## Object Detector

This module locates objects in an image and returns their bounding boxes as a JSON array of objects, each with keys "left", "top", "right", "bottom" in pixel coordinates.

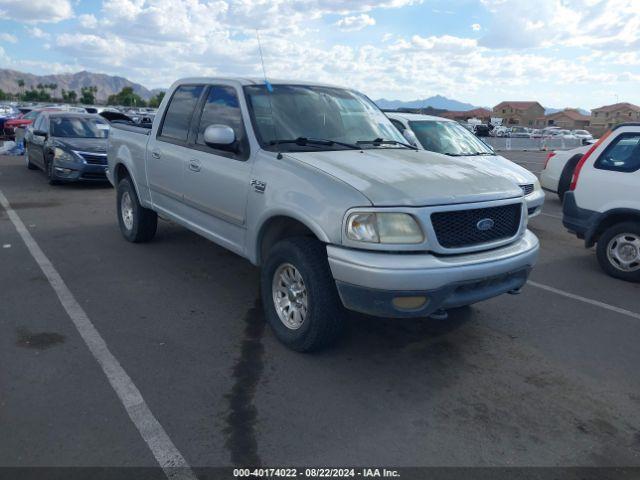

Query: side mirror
[
  {"left": 203, "top": 124, "right": 235, "bottom": 147},
  {"left": 402, "top": 129, "right": 419, "bottom": 147},
  {"left": 33, "top": 129, "right": 48, "bottom": 138}
]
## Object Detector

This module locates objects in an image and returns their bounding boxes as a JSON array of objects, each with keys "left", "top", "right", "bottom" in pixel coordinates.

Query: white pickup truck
[{"left": 107, "top": 78, "right": 539, "bottom": 351}]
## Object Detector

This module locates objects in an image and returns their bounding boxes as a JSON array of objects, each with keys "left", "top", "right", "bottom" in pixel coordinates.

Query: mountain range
[
  {"left": 374, "top": 95, "right": 479, "bottom": 111},
  {"left": 0, "top": 69, "right": 159, "bottom": 101},
  {"left": 0, "top": 68, "right": 592, "bottom": 114}
]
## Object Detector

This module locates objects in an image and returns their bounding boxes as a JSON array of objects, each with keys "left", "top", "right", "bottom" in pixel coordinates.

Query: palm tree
[{"left": 16, "top": 78, "right": 24, "bottom": 100}]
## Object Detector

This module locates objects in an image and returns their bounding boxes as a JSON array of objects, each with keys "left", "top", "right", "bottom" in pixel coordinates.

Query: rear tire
[
  {"left": 557, "top": 154, "right": 583, "bottom": 202},
  {"left": 117, "top": 177, "right": 157, "bottom": 243},
  {"left": 596, "top": 222, "right": 640, "bottom": 283},
  {"left": 25, "top": 144, "right": 37, "bottom": 170},
  {"left": 261, "top": 237, "right": 344, "bottom": 352}
]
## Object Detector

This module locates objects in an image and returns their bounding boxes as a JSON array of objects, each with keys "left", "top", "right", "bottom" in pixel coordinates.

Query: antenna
[{"left": 256, "top": 30, "right": 281, "bottom": 158}]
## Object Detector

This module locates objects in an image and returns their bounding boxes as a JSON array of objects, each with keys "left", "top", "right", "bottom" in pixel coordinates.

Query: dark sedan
[{"left": 24, "top": 112, "right": 110, "bottom": 184}]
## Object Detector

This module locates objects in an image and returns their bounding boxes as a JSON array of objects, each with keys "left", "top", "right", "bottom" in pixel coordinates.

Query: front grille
[
  {"left": 520, "top": 184, "right": 534, "bottom": 195},
  {"left": 81, "top": 172, "right": 107, "bottom": 180},
  {"left": 431, "top": 203, "right": 522, "bottom": 249},
  {"left": 77, "top": 152, "right": 107, "bottom": 165}
]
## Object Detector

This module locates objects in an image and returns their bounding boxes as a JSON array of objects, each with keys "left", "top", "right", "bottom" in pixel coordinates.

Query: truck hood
[
  {"left": 285, "top": 148, "right": 524, "bottom": 206},
  {"left": 458, "top": 154, "right": 537, "bottom": 185}
]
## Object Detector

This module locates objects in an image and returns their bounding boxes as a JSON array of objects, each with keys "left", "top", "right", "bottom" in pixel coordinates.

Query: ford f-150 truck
[{"left": 107, "top": 78, "right": 539, "bottom": 352}]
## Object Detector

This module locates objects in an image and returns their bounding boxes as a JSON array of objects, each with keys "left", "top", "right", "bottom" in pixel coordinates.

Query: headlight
[
  {"left": 54, "top": 147, "right": 77, "bottom": 163},
  {"left": 346, "top": 212, "right": 424, "bottom": 244}
]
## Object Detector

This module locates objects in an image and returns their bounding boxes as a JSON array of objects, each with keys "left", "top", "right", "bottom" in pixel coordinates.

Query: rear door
[
  {"left": 181, "top": 84, "right": 252, "bottom": 253},
  {"left": 577, "top": 128, "right": 640, "bottom": 211},
  {"left": 146, "top": 84, "right": 205, "bottom": 214}
]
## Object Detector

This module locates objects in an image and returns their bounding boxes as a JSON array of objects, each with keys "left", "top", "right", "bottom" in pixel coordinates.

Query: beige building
[
  {"left": 590, "top": 102, "right": 640, "bottom": 136},
  {"left": 493, "top": 101, "right": 545, "bottom": 127},
  {"left": 543, "top": 109, "right": 591, "bottom": 130}
]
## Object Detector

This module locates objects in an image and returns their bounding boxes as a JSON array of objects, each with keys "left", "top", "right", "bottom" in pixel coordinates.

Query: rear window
[
  {"left": 595, "top": 132, "right": 640, "bottom": 172},
  {"left": 159, "top": 85, "right": 204, "bottom": 141}
]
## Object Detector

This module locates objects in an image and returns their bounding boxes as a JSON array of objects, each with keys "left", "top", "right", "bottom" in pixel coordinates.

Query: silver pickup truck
[{"left": 107, "top": 78, "right": 539, "bottom": 351}]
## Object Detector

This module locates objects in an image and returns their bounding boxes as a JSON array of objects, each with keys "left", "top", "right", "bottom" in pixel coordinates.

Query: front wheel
[
  {"left": 261, "top": 237, "right": 344, "bottom": 352},
  {"left": 25, "top": 144, "right": 37, "bottom": 170},
  {"left": 596, "top": 222, "right": 640, "bottom": 283},
  {"left": 117, "top": 177, "right": 158, "bottom": 243},
  {"left": 46, "top": 158, "right": 59, "bottom": 185}
]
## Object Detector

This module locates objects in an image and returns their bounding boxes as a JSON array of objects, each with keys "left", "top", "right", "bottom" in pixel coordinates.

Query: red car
[{"left": 4, "top": 108, "right": 61, "bottom": 140}]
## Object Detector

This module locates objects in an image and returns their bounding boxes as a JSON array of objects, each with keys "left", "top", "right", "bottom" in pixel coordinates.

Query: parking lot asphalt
[{"left": 1, "top": 151, "right": 639, "bottom": 471}]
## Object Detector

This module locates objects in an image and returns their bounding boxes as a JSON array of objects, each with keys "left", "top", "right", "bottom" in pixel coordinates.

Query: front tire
[
  {"left": 117, "top": 177, "right": 157, "bottom": 243},
  {"left": 596, "top": 222, "right": 640, "bottom": 283},
  {"left": 261, "top": 237, "right": 344, "bottom": 352},
  {"left": 46, "top": 158, "right": 60, "bottom": 185}
]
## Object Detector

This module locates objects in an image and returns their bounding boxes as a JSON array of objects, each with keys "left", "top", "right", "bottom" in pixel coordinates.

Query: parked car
[
  {"left": 0, "top": 104, "right": 20, "bottom": 139},
  {"left": 572, "top": 129, "right": 594, "bottom": 142},
  {"left": 473, "top": 124, "right": 492, "bottom": 137},
  {"left": 563, "top": 123, "right": 640, "bottom": 282},
  {"left": 508, "top": 126, "right": 531, "bottom": 138},
  {"left": 107, "top": 78, "right": 539, "bottom": 351},
  {"left": 4, "top": 107, "right": 62, "bottom": 140},
  {"left": 24, "top": 112, "right": 110, "bottom": 184},
  {"left": 530, "top": 129, "right": 543, "bottom": 139},
  {"left": 493, "top": 125, "right": 508, "bottom": 137},
  {"left": 386, "top": 112, "right": 544, "bottom": 217},
  {"left": 540, "top": 144, "right": 590, "bottom": 201}
]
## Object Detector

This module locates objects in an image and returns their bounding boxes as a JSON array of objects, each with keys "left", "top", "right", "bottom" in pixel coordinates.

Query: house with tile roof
[
  {"left": 492, "top": 101, "right": 545, "bottom": 127},
  {"left": 590, "top": 102, "right": 640, "bottom": 135},
  {"left": 543, "top": 108, "right": 591, "bottom": 130}
]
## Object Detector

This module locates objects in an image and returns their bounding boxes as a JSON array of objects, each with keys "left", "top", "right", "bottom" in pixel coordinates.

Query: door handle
[
  {"left": 188, "top": 159, "right": 201, "bottom": 172},
  {"left": 151, "top": 151, "right": 161, "bottom": 159}
]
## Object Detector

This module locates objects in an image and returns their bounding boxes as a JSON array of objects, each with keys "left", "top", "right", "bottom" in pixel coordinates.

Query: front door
[
  {"left": 182, "top": 84, "right": 252, "bottom": 254},
  {"left": 29, "top": 115, "right": 48, "bottom": 168}
]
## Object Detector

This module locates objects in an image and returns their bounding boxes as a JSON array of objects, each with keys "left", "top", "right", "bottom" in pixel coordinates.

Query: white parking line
[
  {"left": 0, "top": 189, "right": 197, "bottom": 480},
  {"left": 540, "top": 212, "right": 562, "bottom": 219},
  {"left": 528, "top": 280, "right": 640, "bottom": 320}
]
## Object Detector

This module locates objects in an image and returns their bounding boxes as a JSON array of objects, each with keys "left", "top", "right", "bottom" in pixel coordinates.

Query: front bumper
[
  {"left": 525, "top": 188, "right": 545, "bottom": 217},
  {"left": 52, "top": 158, "right": 109, "bottom": 182},
  {"left": 327, "top": 230, "right": 539, "bottom": 318}
]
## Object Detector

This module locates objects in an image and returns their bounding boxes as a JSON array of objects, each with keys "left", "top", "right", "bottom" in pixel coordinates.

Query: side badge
[{"left": 251, "top": 179, "right": 266, "bottom": 193}]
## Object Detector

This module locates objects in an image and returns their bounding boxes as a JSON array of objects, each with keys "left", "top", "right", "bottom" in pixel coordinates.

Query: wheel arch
[
  {"left": 587, "top": 209, "right": 640, "bottom": 247},
  {"left": 254, "top": 214, "right": 329, "bottom": 266}
]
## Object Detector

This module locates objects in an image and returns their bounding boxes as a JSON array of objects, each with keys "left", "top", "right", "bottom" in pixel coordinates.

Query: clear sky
[{"left": 0, "top": 0, "right": 638, "bottom": 109}]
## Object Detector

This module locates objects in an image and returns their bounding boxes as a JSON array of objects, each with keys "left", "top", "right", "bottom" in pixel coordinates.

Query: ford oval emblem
[{"left": 476, "top": 218, "right": 495, "bottom": 231}]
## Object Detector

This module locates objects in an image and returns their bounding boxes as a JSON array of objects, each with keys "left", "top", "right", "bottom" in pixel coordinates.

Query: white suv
[
  {"left": 386, "top": 112, "right": 545, "bottom": 217},
  {"left": 563, "top": 123, "right": 640, "bottom": 282}
]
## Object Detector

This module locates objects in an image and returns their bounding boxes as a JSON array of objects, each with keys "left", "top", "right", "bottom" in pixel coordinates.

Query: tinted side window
[
  {"left": 595, "top": 133, "right": 640, "bottom": 173},
  {"left": 32, "top": 115, "right": 43, "bottom": 131},
  {"left": 196, "top": 86, "right": 244, "bottom": 145},
  {"left": 194, "top": 86, "right": 247, "bottom": 159},
  {"left": 159, "top": 85, "right": 204, "bottom": 141},
  {"left": 390, "top": 119, "right": 405, "bottom": 132}
]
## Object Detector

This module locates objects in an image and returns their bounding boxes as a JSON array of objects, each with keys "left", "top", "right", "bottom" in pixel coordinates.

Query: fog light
[{"left": 392, "top": 296, "right": 428, "bottom": 310}]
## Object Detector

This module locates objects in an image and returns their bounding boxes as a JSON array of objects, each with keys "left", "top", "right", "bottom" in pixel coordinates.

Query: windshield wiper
[
  {"left": 356, "top": 138, "right": 418, "bottom": 150},
  {"left": 443, "top": 152, "right": 493, "bottom": 157},
  {"left": 268, "top": 137, "right": 360, "bottom": 150}
]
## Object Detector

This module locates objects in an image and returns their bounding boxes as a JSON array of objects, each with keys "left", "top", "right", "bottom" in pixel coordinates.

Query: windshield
[
  {"left": 244, "top": 84, "right": 405, "bottom": 151},
  {"left": 408, "top": 120, "right": 493, "bottom": 156},
  {"left": 50, "top": 117, "right": 109, "bottom": 138}
]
